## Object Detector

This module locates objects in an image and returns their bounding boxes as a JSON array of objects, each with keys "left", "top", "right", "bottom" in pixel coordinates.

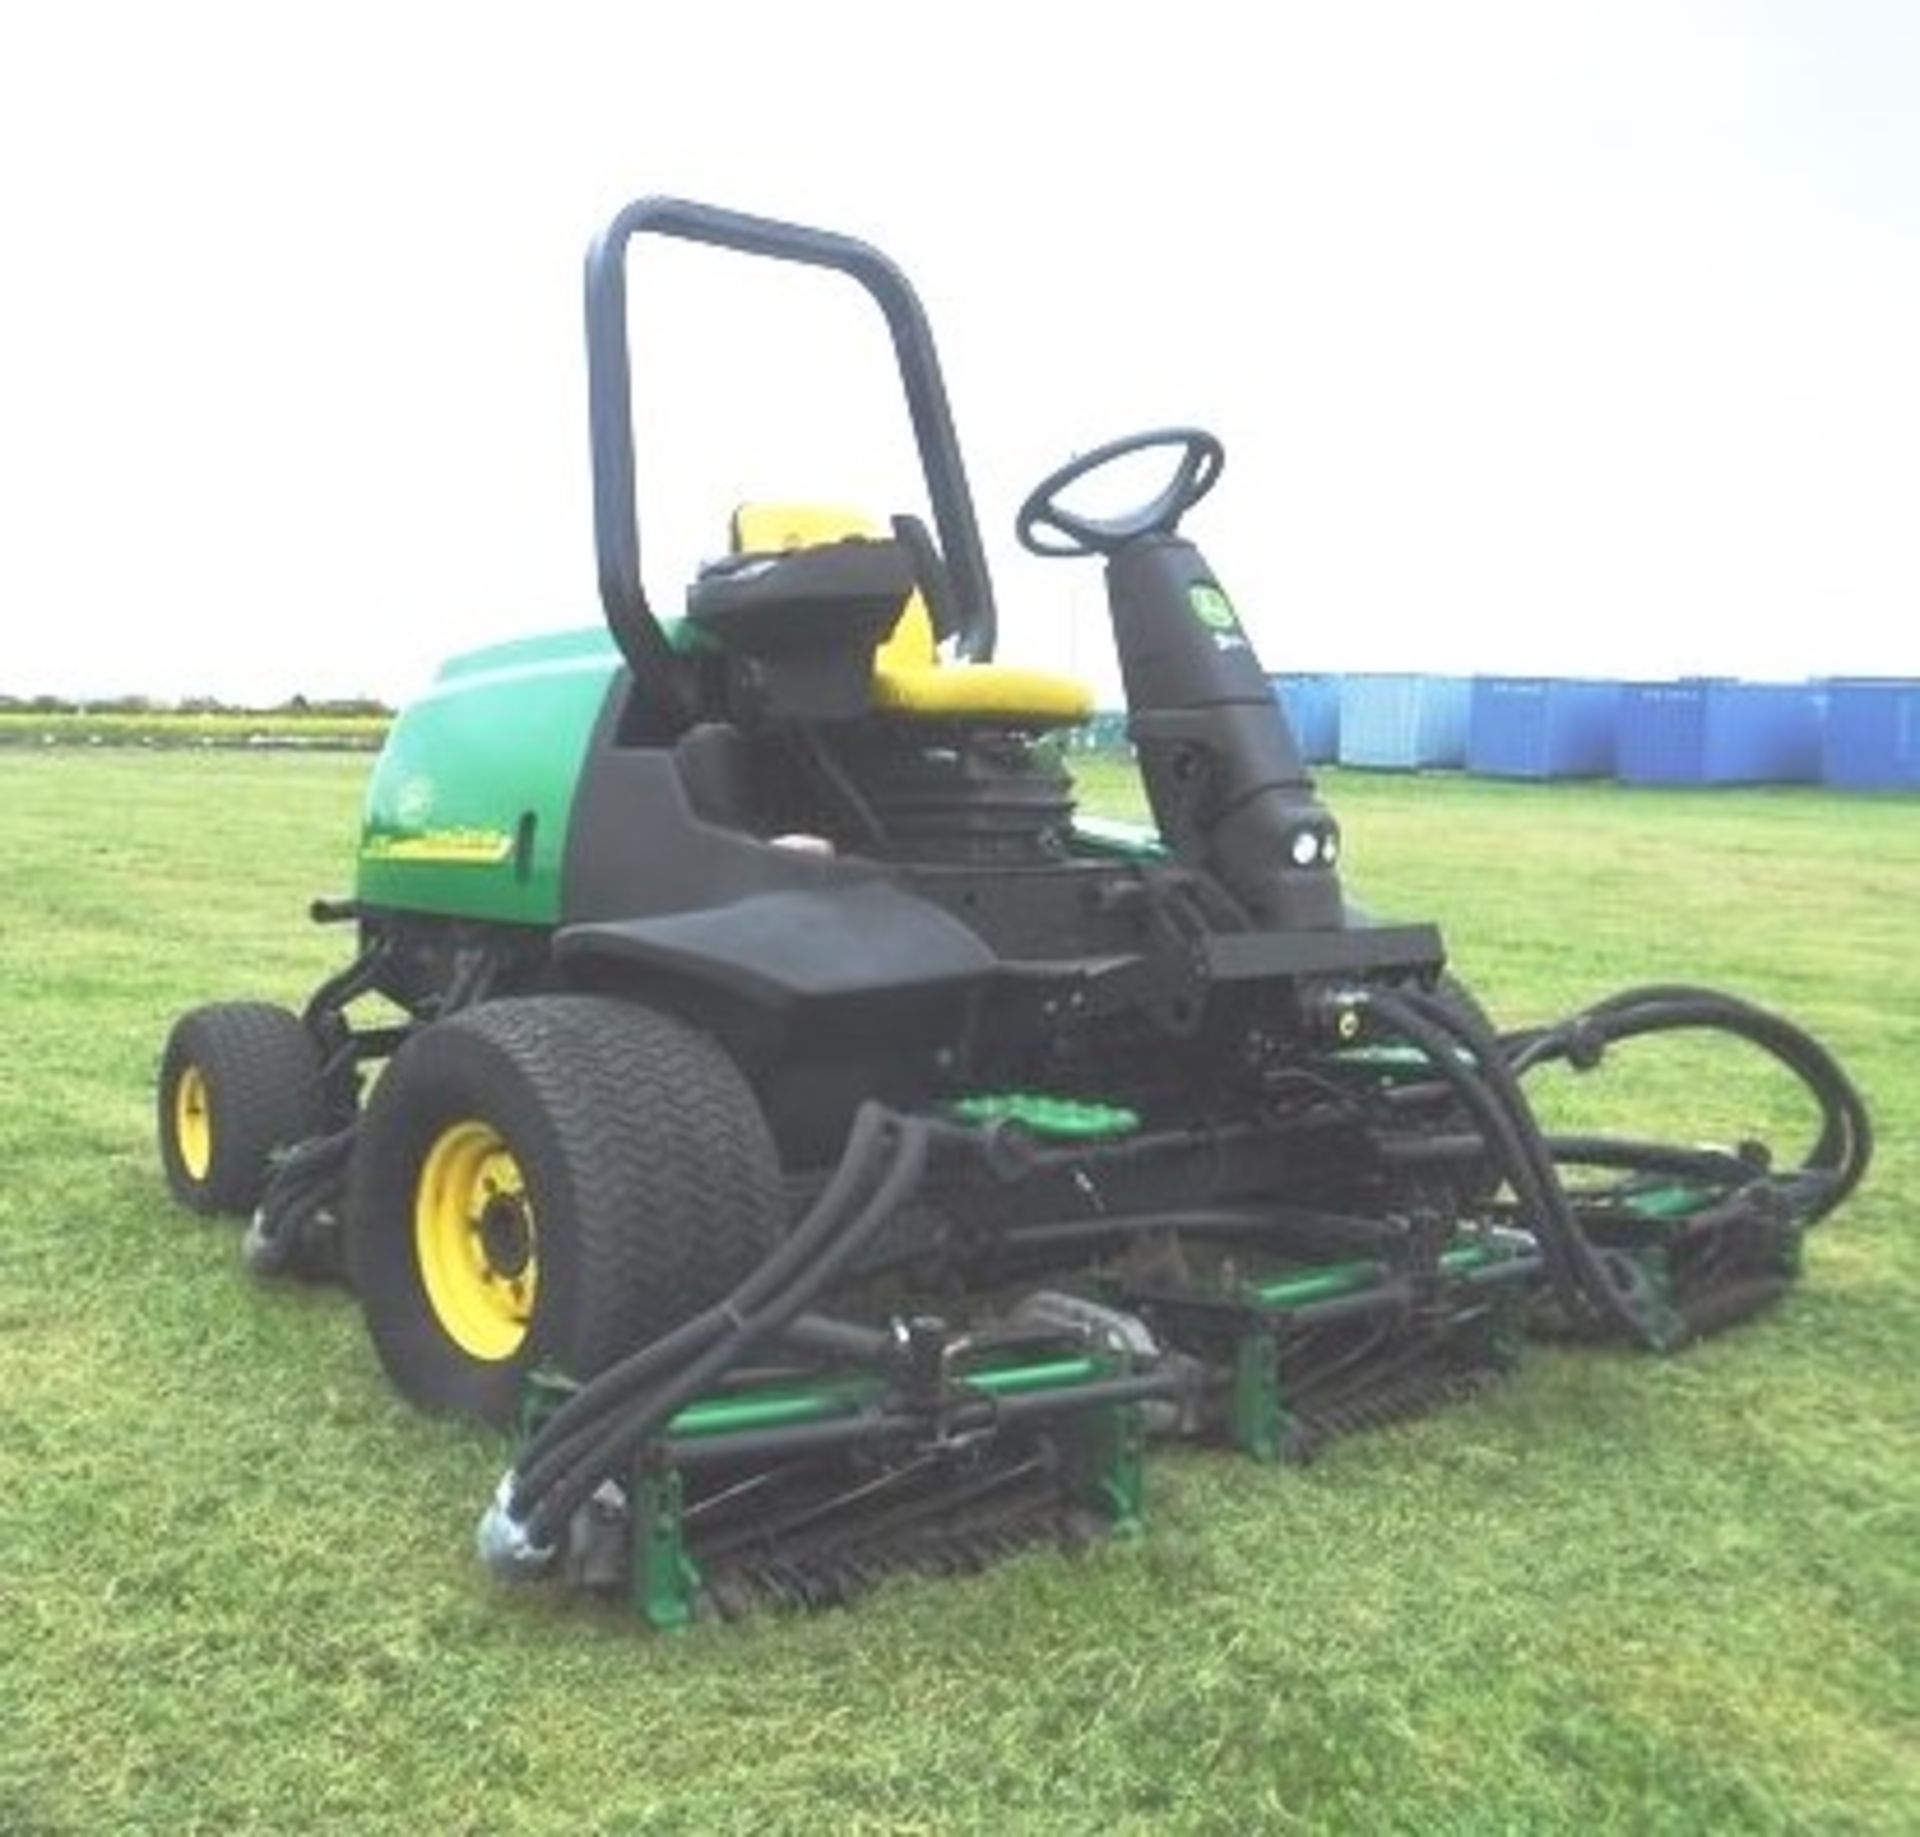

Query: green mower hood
[{"left": 357, "top": 628, "right": 621, "bottom": 924}]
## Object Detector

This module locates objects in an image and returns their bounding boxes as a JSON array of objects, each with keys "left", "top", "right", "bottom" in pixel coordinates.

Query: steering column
[{"left": 1017, "top": 429, "right": 1345, "bottom": 933}]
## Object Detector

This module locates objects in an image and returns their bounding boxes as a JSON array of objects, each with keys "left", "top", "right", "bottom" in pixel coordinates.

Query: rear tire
[
  {"left": 158, "top": 1002, "right": 328, "bottom": 1216},
  {"left": 347, "top": 995, "right": 783, "bottom": 1423}
]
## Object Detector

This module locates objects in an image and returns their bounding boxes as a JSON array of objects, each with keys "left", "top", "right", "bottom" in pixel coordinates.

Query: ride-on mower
[{"left": 158, "top": 197, "right": 1870, "bottom": 1626}]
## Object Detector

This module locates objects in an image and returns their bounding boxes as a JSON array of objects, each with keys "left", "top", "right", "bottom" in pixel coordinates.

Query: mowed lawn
[{"left": 3, "top": 749, "right": 1916, "bottom": 1835}]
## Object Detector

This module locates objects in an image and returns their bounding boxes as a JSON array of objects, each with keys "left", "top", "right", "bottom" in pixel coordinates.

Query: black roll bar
[{"left": 583, "top": 195, "right": 999, "bottom": 702}]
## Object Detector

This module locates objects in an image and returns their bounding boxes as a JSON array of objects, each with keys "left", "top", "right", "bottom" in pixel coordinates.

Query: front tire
[
  {"left": 347, "top": 995, "right": 783, "bottom": 1423},
  {"left": 158, "top": 1002, "right": 328, "bottom": 1215}
]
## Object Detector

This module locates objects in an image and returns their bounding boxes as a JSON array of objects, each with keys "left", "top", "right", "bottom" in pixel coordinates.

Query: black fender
[{"left": 554, "top": 881, "right": 996, "bottom": 1023}]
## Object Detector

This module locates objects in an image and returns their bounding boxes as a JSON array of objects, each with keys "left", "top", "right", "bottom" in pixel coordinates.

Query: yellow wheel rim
[
  {"left": 175, "top": 1065, "right": 213, "bottom": 1182},
  {"left": 414, "top": 1119, "right": 538, "bottom": 1362}
]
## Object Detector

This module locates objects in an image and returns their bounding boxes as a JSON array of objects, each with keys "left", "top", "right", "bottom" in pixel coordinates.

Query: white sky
[{"left": 1, "top": 1, "right": 1915, "bottom": 704}]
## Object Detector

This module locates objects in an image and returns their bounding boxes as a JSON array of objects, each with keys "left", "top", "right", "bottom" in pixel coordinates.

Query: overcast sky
[{"left": 2, "top": 1, "right": 1915, "bottom": 703}]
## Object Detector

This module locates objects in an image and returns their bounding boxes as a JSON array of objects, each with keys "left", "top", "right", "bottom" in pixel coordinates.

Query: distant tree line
[{"left": 0, "top": 692, "right": 394, "bottom": 717}]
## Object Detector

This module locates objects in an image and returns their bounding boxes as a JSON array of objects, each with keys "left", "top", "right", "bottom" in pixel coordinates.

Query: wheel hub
[
  {"left": 414, "top": 1119, "right": 539, "bottom": 1362},
  {"left": 174, "top": 1064, "right": 213, "bottom": 1181},
  {"left": 478, "top": 1192, "right": 533, "bottom": 1280}
]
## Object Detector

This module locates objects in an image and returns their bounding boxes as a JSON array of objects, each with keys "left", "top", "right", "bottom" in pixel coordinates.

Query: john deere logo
[
  {"left": 396, "top": 775, "right": 436, "bottom": 826},
  {"left": 1189, "top": 584, "right": 1238, "bottom": 632}
]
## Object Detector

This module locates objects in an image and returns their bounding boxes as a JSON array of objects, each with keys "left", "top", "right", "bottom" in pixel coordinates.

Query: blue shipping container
[
  {"left": 1271, "top": 673, "right": 1340, "bottom": 763},
  {"left": 1821, "top": 679, "right": 1920, "bottom": 788},
  {"left": 1617, "top": 681, "right": 1822, "bottom": 785},
  {"left": 1063, "top": 709, "right": 1131, "bottom": 754},
  {"left": 1468, "top": 677, "right": 1622, "bottom": 779},
  {"left": 1338, "top": 674, "right": 1471, "bottom": 770}
]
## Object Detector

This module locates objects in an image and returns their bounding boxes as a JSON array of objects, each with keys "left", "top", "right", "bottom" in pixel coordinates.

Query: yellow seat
[{"left": 730, "top": 503, "right": 1094, "bottom": 726}]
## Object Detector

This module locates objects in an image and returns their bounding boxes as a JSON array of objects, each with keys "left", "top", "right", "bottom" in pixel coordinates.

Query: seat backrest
[
  {"left": 727, "top": 501, "right": 1094, "bottom": 728},
  {"left": 729, "top": 503, "right": 936, "bottom": 671}
]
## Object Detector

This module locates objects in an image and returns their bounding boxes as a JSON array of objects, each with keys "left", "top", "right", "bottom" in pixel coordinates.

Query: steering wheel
[{"left": 1016, "top": 427, "right": 1225, "bottom": 559}]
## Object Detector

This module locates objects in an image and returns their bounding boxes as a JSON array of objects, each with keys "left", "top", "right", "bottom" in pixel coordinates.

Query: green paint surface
[
  {"left": 355, "top": 627, "right": 621, "bottom": 923},
  {"left": 1249, "top": 1241, "right": 1512, "bottom": 1309},
  {"left": 949, "top": 1092, "right": 1142, "bottom": 1141}
]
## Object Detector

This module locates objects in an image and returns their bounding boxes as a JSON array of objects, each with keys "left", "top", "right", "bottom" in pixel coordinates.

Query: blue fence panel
[
  {"left": 1618, "top": 681, "right": 1822, "bottom": 784},
  {"left": 1821, "top": 679, "right": 1920, "bottom": 789},
  {"left": 1338, "top": 674, "right": 1471, "bottom": 769},
  {"left": 1467, "top": 677, "right": 1622, "bottom": 779},
  {"left": 1271, "top": 673, "right": 1340, "bottom": 763}
]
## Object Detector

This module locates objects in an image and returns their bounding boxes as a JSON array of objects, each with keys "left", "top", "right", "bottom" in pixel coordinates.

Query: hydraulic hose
[
  {"left": 1363, "top": 975, "right": 1871, "bottom": 1349},
  {"left": 515, "top": 1103, "right": 897, "bottom": 1484},
  {"left": 1537, "top": 1136, "right": 1761, "bottom": 1185},
  {"left": 1508, "top": 984, "right": 1871, "bottom": 1217},
  {"left": 246, "top": 1127, "right": 357, "bottom": 1278},
  {"left": 1385, "top": 985, "right": 1867, "bottom": 1222},
  {"left": 508, "top": 1111, "right": 905, "bottom": 1518},
  {"left": 519, "top": 1118, "right": 928, "bottom": 1547},
  {"left": 512, "top": 1113, "right": 932, "bottom": 1549},
  {"left": 484, "top": 1106, "right": 914, "bottom": 1570},
  {"left": 1361, "top": 985, "right": 1668, "bottom": 1345}
]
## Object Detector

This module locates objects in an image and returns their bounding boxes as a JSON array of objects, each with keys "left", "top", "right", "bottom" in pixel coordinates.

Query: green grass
[
  {"left": 0, "top": 710, "right": 388, "bottom": 748},
  {"left": 4, "top": 751, "right": 1917, "bottom": 1834}
]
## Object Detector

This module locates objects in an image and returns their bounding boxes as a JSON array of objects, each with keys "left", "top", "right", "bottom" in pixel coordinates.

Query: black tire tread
[
  {"left": 349, "top": 995, "right": 783, "bottom": 1419},
  {"left": 488, "top": 995, "right": 781, "bottom": 1373},
  {"left": 158, "top": 1001, "right": 327, "bottom": 1216}
]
